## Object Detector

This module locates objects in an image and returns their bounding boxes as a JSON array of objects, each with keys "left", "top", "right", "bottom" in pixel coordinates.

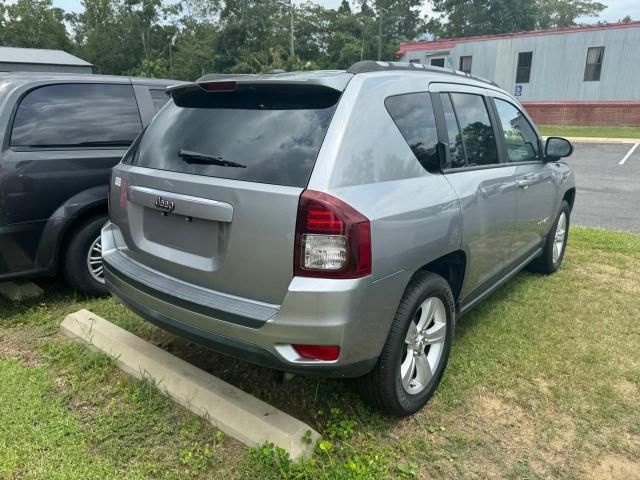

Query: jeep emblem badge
[{"left": 154, "top": 196, "right": 175, "bottom": 213}]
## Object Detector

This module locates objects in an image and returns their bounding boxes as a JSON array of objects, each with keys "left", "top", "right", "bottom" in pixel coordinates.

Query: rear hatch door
[{"left": 109, "top": 77, "right": 347, "bottom": 305}]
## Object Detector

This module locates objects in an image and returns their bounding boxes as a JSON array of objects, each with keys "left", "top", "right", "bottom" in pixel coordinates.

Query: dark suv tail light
[{"left": 294, "top": 190, "right": 371, "bottom": 279}]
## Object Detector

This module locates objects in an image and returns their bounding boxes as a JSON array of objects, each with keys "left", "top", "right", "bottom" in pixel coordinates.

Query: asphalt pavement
[{"left": 565, "top": 142, "right": 640, "bottom": 233}]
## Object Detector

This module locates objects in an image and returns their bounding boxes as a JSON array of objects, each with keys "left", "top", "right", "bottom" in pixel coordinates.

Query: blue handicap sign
[{"left": 514, "top": 85, "right": 523, "bottom": 97}]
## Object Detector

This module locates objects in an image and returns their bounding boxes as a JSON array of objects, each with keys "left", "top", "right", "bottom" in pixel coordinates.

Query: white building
[
  {"left": 397, "top": 21, "right": 640, "bottom": 125},
  {"left": 0, "top": 47, "right": 93, "bottom": 74}
]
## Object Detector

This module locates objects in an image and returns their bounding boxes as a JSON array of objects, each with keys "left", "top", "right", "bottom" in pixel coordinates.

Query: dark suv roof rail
[{"left": 346, "top": 60, "right": 500, "bottom": 87}]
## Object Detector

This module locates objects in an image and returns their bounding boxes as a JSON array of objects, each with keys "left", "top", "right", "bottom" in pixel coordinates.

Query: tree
[
  {"left": 0, "top": 0, "right": 434, "bottom": 78},
  {"left": 69, "top": 0, "right": 126, "bottom": 74},
  {"left": 431, "top": 0, "right": 606, "bottom": 37},
  {"left": 70, "top": 0, "right": 173, "bottom": 75},
  {"left": 357, "top": 0, "right": 426, "bottom": 61},
  {"left": 536, "top": 0, "right": 606, "bottom": 29},
  {"left": 0, "top": 0, "right": 70, "bottom": 50}
]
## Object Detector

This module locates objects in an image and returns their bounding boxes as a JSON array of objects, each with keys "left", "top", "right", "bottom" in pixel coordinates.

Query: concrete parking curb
[
  {"left": 60, "top": 309, "right": 320, "bottom": 460},
  {"left": 546, "top": 136, "right": 640, "bottom": 144},
  {"left": 0, "top": 281, "right": 44, "bottom": 301}
]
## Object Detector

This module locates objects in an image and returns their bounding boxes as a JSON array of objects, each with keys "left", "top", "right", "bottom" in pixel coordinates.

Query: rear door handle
[{"left": 517, "top": 179, "right": 534, "bottom": 189}]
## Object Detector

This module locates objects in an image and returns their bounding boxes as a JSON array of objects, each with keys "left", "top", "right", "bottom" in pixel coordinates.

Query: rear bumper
[
  {"left": 106, "top": 271, "right": 377, "bottom": 377},
  {"left": 102, "top": 222, "right": 408, "bottom": 378}
]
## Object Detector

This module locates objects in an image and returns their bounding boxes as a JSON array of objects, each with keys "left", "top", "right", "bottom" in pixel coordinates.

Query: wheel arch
[
  {"left": 34, "top": 186, "right": 109, "bottom": 273},
  {"left": 57, "top": 204, "right": 108, "bottom": 265},
  {"left": 563, "top": 187, "right": 576, "bottom": 212},
  {"left": 413, "top": 250, "right": 467, "bottom": 305}
]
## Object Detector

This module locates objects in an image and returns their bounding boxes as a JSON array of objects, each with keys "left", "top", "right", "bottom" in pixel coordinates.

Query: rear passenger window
[
  {"left": 449, "top": 93, "right": 499, "bottom": 167},
  {"left": 385, "top": 93, "right": 439, "bottom": 173},
  {"left": 11, "top": 84, "right": 142, "bottom": 148},
  {"left": 440, "top": 94, "right": 466, "bottom": 169},
  {"left": 150, "top": 89, "right": 169, "bottom": 112},
  {"left": 493, "top": 98, "right": 539, "bottom": 162}
]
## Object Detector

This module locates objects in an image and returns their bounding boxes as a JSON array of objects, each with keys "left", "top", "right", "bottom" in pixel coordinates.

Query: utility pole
[
  {"left": 377, "top": 4, "right": 383, "bottom": 61},
  {"left": 289, "top": 0, "right": 295, "bottom": 59},
  {"left": 276, "top": 0, "right": 295, "bottom": 59}
]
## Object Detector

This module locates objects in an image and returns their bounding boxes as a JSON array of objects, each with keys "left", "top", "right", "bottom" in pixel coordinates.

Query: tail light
[{"left": 294, "top": 190, "right": 371, "bottom": 278}]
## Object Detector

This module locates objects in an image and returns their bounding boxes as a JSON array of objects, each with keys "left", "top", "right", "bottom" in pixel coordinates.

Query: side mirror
[{"left": 544, "top": 137, "right": 573, "bottom": 161}]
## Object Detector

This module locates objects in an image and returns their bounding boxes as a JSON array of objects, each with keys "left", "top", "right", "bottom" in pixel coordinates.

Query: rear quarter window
[
  {"left": 131, "top": 86, "right": 339, "bottom": 188},
  {"left": 11, "top": 83, "right": 142, "bottom": 148},
  {"left": 385, "top": 93, "right": 440, "bottom": 173}
]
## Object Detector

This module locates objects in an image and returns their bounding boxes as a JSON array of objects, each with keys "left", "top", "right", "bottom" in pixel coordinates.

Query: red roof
[{"left": 397, "top": 20, "right": 640, "bottom": 56}]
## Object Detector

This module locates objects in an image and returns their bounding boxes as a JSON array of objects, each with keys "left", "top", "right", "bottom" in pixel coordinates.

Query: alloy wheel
[
  {"left": 401, "top": 297, "right": 447, "bottom": 395},
  {"left": 553, "top": 212, "right": 567, "bottom": 264},
  {"left": 86, "top": 235, "right": 105, "bottom": 284}
]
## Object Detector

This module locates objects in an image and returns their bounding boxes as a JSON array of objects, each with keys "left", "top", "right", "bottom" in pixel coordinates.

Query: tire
[
  {"left": 527, "top": 200, "right": 570, "bottom": 275},
  {"left": 357, "top": 271, "right": 455, "bottom": 416},
  {"left": 62, "top": 215, "right": 108, "bottom": 297}
]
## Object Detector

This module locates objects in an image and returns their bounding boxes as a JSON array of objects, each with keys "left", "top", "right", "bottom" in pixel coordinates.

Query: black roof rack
[{"left": 346, "top": 60, "right": 500, "bottom": 87}]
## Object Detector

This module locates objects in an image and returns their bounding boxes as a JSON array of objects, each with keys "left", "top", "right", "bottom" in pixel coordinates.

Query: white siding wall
[{"left": 399, "top": 26, "right": 640, "bottom": 102}]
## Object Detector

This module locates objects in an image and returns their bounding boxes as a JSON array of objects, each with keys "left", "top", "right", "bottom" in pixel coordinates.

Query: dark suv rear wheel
[
  {"left": 358, "top": 271, "right": 455, "bottom": 416},
  {"left": 63, "top": 215, "right": 108, "bottom": 296}
]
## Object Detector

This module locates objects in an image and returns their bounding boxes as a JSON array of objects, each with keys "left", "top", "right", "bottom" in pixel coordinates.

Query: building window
[
  {"left": 430, "top": 58, "right": 445, "bottom": 67},
  {"left": 584, "top": 46, "right": 604, "bottom": 81},
  {"left": 459, "top": 56, "right": 472, "bottom": 74},
  {"left": 516, "top": 52, "right": 533, "bottom": 83}
]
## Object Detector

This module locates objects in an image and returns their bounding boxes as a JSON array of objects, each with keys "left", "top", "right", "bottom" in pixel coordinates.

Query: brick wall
[{"left": 522, "top": 102, "right": 640, "bottom": 127}]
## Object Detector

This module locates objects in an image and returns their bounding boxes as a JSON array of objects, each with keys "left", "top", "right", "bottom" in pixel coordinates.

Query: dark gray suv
[
  {"left": 103, "top": 61, "right": 575, "bottom": 415},
  {"left": 0, "top": 73, "right": 181, "bottom": 295}
]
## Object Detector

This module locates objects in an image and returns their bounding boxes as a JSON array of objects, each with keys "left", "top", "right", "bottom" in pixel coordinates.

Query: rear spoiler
[{"left": 166, "top": 71, "right": 353, "bottom": 97}]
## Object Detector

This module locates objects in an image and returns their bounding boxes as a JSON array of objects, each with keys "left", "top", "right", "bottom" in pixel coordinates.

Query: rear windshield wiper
[{"left": 178, "top": 149, "right": 247, "bottom": 168}]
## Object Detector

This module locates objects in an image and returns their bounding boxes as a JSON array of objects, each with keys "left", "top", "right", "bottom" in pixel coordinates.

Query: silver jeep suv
[{"left": 103, "top": 61, "right": 575, "bottom": 416}]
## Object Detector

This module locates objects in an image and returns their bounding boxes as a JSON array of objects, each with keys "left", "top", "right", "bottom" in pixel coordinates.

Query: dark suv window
[
  {"left": 385, "top": 93, "right": 439, "bottom": 173},
  {"left": 11, "top": 83, "right": 142, "bottom": 148},
  {"left": 132, "top": 85, "right": 339, "bottom": 188},
  {"left": 449, "top": 93, "right": 499, "bottom": 167},
  {"left": 150, "top": 89, "right": 169, "bottom": 112}
]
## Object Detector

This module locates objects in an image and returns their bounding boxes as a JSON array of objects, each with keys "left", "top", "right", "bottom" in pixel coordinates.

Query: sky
[{"left": 51, "top": 0, "right": 640, "bottom": 24}]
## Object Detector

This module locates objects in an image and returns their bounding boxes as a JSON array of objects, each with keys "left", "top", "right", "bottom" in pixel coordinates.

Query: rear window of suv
[{"left": 131, "top": 84, "right": 340, "bottom": 188}]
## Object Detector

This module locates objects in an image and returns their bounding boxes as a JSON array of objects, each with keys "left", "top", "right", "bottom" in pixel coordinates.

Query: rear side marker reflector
[{"left": 293, "top": 344, "right": 340, "bottom": 361}]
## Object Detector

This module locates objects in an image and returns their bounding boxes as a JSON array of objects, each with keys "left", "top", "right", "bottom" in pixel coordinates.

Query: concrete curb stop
[
  {"left": 0, "top": 281, "right": 44, "bottom": 301},
  {"left": 543, "top": 136, "right": 640, "bottom": 145},
  {"left": 60, "top": 309, "right": 320, "bottom": 460}
]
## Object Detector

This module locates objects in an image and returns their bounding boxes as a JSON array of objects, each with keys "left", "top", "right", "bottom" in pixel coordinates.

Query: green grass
[
  {"left": 1, "top": 226, "right": 640, "bottom": 478},
  {"left": 538, "top": 124, "right": 640, "bottom": 139}
]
